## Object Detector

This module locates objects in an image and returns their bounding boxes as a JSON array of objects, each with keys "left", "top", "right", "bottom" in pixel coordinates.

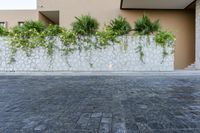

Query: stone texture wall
[
  {"left": 196, "top": 0, "right": 200, "bottom": 69},
  {"left": 0, "top": 36, "right": 174, "bottom": 72}
]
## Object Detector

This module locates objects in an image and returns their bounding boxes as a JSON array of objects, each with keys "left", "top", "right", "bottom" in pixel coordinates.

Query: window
[
  {"left": 18, "top": 22, "right": 24, "bottom": 26},
  {"left": 0, "top": 22, "right": 7, "bottom": 28}
]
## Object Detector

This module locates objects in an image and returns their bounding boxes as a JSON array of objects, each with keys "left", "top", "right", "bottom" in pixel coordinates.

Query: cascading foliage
[
  {"left": 1, "top": 14, "right": 175, "bottom": 64},
  {"left": 0, "top": 26, "right": 8, "bottom": 36}
]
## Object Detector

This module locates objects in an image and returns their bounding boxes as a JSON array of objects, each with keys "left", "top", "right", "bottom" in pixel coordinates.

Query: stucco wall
[
  {"left": 0, "top": 37, "right": 174, "bottom": 72},
  {"left": 37, "top": 0, "right": 195, "bottom": 69},
  {"left": 0, "top": 10, "right": 38, "bottom": 27}
]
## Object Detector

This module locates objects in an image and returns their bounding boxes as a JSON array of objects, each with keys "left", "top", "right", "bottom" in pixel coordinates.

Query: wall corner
[{"left": 196, "top": 0, "right": 200, "bottom": 69}]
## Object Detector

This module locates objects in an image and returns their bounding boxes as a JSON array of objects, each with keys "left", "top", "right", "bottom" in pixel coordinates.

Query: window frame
[
  {"left": 18, "top": 21, "right": 25, "bottom": 26},
  {"left": 0, "top": 22, "right": 7, "bottom": 28}
]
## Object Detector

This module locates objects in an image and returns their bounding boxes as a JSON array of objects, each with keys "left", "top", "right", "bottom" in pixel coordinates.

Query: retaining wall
[{"left": 0, "top": 36, "right": 174, "bottom": 72}]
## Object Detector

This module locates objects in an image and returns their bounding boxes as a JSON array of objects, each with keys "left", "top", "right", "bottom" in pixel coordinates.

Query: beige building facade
[{"left": 0, "top": 0, "right": 197, "bottom": 69}]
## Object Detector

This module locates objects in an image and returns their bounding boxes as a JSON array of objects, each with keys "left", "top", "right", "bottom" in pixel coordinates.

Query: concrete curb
[{"left": 0, "top": 70, "right": 200, "bottom": 76}]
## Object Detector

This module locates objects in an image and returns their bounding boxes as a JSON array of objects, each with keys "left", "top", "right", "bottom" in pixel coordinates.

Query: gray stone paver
[
  {"left": 99, "top": 118, "right": 112, "bottom": 133},
  {"left": 0, "top": 76, "right": 200, "bottom": 133}
]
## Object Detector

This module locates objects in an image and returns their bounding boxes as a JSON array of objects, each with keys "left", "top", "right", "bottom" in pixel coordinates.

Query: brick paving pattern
[{"left": 0, "top": 76, "right": 200, "bottom": 133}]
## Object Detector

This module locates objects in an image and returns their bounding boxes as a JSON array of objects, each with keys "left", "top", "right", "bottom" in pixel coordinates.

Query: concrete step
[{"left": 185, "top": 63, "right": 196, "bottom": 70}]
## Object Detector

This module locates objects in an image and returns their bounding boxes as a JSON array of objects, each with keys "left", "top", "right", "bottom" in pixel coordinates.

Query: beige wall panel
[
  {"left": 0, "top": 10, "right": 38, "bottom": 28},
  {"left": 38, "top": 0, "right": 121, "bottom": 27}
]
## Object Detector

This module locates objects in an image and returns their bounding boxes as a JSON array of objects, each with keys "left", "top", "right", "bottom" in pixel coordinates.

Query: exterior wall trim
[{"left": 120, "top": 0, "right": 196, "bottom": 10}]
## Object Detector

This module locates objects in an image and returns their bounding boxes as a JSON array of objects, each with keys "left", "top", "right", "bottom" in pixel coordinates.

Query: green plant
[
  {"left": 8, "top": 21, "right": 49, "bottom": 62},
  {"left": 59, "top": 28, "right": 77, "bottom": 46},
  {"left": 20, "top": 21, "right": 46, "bottom": 33},
  {"left": 134, "top": 14, "right": 160, "bottom": 35},
  {"left": 135, "top": 45, "right": 144, "bottom": 63},
  {"left": 58, "top": 28, "right": 78, "bottom": 66},
  {"left": 96, "top": 16, "right": 131, "bottom": 49},
  {"left": 71, "top": 15, "right": 99, "bottom": 35},
  {"left": 155, "top": 31, "right": 175, "bottom": 47},
  {"left": 9, "top": 26, "right": 45, "bottom": 52},
  {"left": 155, "top": 31, "right": 175, "bottom": 61},
  {"left": 59, "top": 28, "right": 78, "bottom": 56},
  {"left": 0, "top": 26, "right": 8, "bottom": 36},
  {"left": 134, "top": 14, "right": 160, "bottom": 61},
  {"left": 135, "top": 36, "right": 145, "bottom": 62},
  {"left": 43, "top": 24, "right": 63, "bottom": 56},
  {"left": 106, "top": 16, "right": 131, "bottom": 36},
  {"left": 9, "top": 21, "right": 46, "bottom": 53},
  {"left": 45, "top": 24, "right": 62, "bottom": 36},
  {"left": 97, "top": 29, "right": 119, "bottom": 49},
  {"left": 5, "top": 15, "right": 176, "bottom": 66},
  {"left": 97, "top": 16, "right": 131, "bottom": 51},
  {"left": 8, "top": 28, "right": 42, "bottom": 63}
]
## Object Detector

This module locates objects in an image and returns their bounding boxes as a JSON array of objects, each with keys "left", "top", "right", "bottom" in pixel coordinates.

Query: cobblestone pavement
[{"left": 0, "top": 76, "right": 200, "bottom": 133}]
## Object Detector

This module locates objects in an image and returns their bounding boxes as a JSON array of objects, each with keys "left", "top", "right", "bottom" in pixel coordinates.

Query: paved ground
[{"left": 0, "top": 75, "right": 200, "bottom": 133}]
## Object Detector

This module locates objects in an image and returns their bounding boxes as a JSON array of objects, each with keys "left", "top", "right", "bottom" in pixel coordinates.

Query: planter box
[{"left": 0, "top": 36, "right": 174, "bottom": 72}]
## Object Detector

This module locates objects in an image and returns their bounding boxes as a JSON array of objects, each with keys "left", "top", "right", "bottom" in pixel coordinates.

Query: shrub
[
  {"left": 44, "top": 24, "right": 62, "bottom": 36},
  {"left": 155, "top": 31, "right": 175, "bottom": 60},
  {"left": 97, "top": 29, "right": 119, "bottom": 48},
  {"left": 97, "top": 16, "right": 131, "bottom": 48},
  {"left": 10, "top": 21, "right": 46, "bottom": 40},
  {"left": 5, "top": 16, "right": 175, "bottom": 65},
  {"left": 71, "top": 15, "right": 99, "bottom": 35},
  {"left": 155, "top": 31, "right": 175, "bottom": 47},
  {"left": 59, "top": 28, "right": 77, "bottom": 46},
  {"left": 20, "top": 21, "right": 46, "bottom": 33},
  {"left": 106, "top": 16, "right": 131, "bottom": 36},
  {"left": 134, "top": 14, "right": 160, "bottom": 35},
  {"left": 0, "top": 26, "right": 8, "bottom": 36},
  {"left": 58, "top": 28, "right": 78, "bottom": 59},
  {"left": 8, "top": 21, "right": 47, "bottom": 59},
  {"left": 9, "top": 21, "right": 46, "bottom": 44}
]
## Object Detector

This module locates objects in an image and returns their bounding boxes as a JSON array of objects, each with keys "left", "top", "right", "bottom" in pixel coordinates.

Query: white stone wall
[
  {"left": 196, "top": 0, "right": 200, "bottom": 69},
  {"left": 0, "top": 36, "right": 174, "bottom": 72}
]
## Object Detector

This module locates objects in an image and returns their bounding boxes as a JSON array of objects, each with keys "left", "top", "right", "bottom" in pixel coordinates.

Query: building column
[{"left": 196, "top": 0, "right": 200, "bottom": 69}]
